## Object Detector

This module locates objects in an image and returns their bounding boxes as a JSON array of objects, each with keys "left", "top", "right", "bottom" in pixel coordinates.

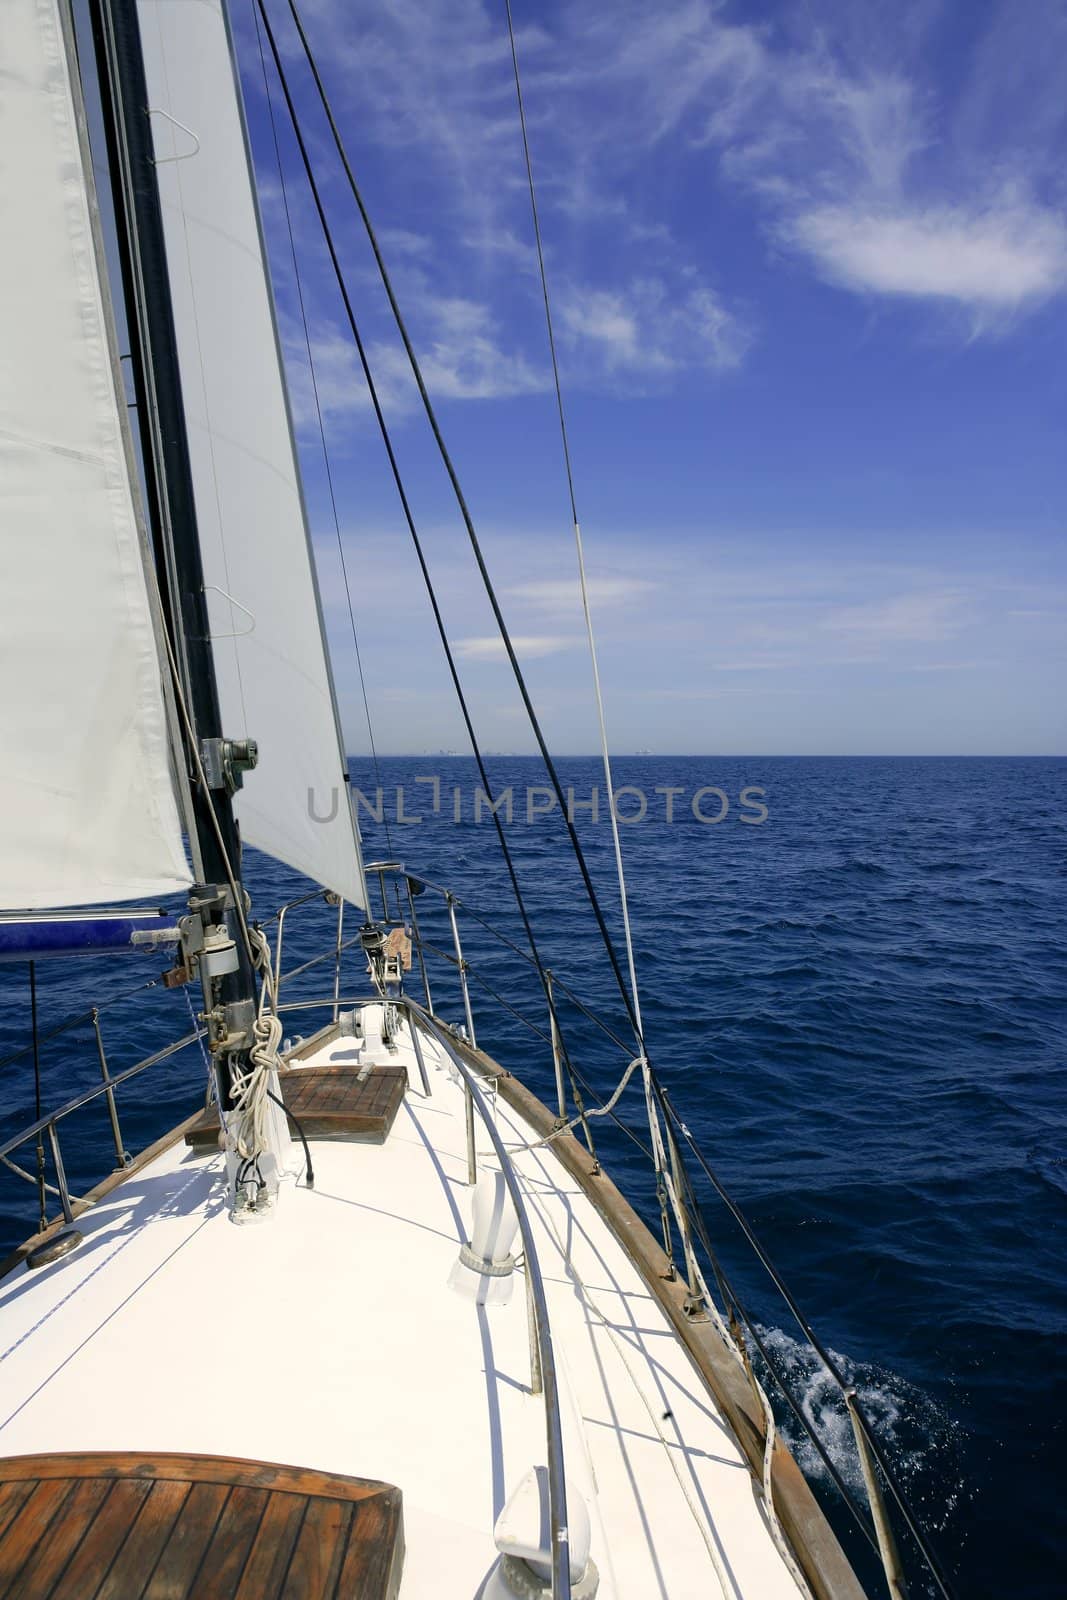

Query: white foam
[{"left": 754, "top": 1325, "right": 968, "bottom": 1533}]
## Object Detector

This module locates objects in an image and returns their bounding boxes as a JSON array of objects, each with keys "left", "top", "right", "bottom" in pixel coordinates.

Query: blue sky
[{"left": 235, "top": 0, "right": 1065, "bottom": 755}]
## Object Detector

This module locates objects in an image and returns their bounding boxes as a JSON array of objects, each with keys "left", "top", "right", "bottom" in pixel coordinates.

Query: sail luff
[
  {"left": 0, "top": 0, "right": 191, "bottom": 910},
  {"left": 217, "top": 0, "right": 367, "bottom": 913},
  {"left": 69, "top": 0, "right": 203, "bottom": 884},
  {"left": 88, "top": 0, "right": 248, "bottom": 901},
  {"left": 136, "top": 0, "right": 369, "bottom": 911}
]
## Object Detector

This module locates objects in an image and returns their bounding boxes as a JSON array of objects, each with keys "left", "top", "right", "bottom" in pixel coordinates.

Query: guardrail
[
  {"left": 360, "top": 863, "right": 955, "bottom": 1600},
  {"left": 0, "top": 1024, "right": 202, "bottom": 1232},
  {"left": 0, "top": 899, "right": 573, "bottom": 1597},
  {"left": 0, "top": 870, "right": 956, "bottom": 1600}
]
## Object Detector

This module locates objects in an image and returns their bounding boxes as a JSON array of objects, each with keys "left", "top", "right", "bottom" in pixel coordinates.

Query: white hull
[{"left": 0, "top": 1004, "right": 857, "bottom": 1598}]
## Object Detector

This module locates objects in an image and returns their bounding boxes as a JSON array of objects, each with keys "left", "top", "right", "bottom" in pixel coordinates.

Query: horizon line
[{"left": 342, "top": 751, "right": 1066, "bottom": 760}]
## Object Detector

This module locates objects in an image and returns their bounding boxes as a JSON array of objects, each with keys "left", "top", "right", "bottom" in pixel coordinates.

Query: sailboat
[{"left": 0, "top": 3, "right": 955, "bottom": 1597}]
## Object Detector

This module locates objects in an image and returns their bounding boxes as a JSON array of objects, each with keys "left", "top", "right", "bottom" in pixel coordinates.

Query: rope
[
  {"left": 224, "top": 924, "right": 285, "bottom": 1204},
  {"left": 249, "top": 0, "right": 392, "bottom": 854},
  {"left": 505, "top": 1053, "right": 645, "bottom": 1153},
  {"left": 1, "top": 1154, "right": 86, "bottom": 1210}
]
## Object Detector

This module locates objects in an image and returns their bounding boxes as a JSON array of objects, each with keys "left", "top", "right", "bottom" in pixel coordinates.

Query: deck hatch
[
  {"left": 184, "top": 1065, "right": 408, "bottom": 1148},
  {"left": 0, "top": 1451, "right": 403, "bottom": 1599}
]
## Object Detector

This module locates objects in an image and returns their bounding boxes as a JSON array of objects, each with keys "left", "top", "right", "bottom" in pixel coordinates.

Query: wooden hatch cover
[
  {"left": 0, "top": 1452, "right": 403, "bottom": 1599},
  {"left": 184, "top": 1065, "right": 408, "bottom": 1149}
]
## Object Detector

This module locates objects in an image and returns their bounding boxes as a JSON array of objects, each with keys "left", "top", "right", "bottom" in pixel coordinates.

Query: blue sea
[{"left": 1, "top": 755, "right": 1063, "bottom": 1598}]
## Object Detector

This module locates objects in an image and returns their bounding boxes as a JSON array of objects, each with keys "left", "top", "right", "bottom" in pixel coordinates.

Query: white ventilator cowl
[
  {"left": 494, "top": 1467, "right": 593, "bottom": 1586},
  {"left": 449, "top": 1168, "right": 521, "bottom": 1305}
]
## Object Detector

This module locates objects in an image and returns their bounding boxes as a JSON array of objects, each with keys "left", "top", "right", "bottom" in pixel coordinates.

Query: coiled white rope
[{"left": 226, "top": 925, "right": 283, "bottom": 1195}]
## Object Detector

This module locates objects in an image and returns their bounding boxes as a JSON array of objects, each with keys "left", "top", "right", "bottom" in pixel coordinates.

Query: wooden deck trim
[
  {"left": 0, "top": 1109, "right": 205, "bottom": 1285},
  {"left": 1, "top": 1010, "right": 869, "bottom": 1600},
  {"left": 0, "top": 1452, "right": 395, "bottom": 1503},
  {"left": 0, "top": 1033, "right": 336, "bottom": 1284}
]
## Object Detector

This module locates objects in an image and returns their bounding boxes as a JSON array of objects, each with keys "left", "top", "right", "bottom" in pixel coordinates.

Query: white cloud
[
  {"left": 457, "top": 634, "right": 575, "bottom": 660},
  {"left": 508, "top": 576, "right": 655, "bottom": 610},
  {"left": 560, "top": 277, "right": 750, "bottom": 377},
  {"left": 376, "top": 227, "right": 434, "bottom": 258},
  {"left": 249, "top": 0, "right": 754, "bottom": 395},
  {"left": 282, "top": 292, "right": 546, "bottom": 431},
  {"left": 258, "top": 0, "right": 1067, "bottom": 380},
  {"left": 282, "top": 323, "right": 373, "bottom": 431},
  {"left": 820, "top": 591, "right": 970, "bottom": 644},
  {"left": 369, "top": 328, "right": 545, "bottom": 406},
  {"left": 413, "top": 293, "right": 547, "bottom": 398},
  {"left": 789, "top": 202, "right": 1067, "bottom": 313},
  {"left": 557, "top": 2, "right": 1067, "bottom": 332}
]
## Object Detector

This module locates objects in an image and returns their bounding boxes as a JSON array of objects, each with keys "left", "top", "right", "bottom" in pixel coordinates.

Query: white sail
[
  {"left": 138, "top": 0, "right": 367, "bottom": 910},
  {"left": 0, "top": 0, "right": 191, "bottom": 911}
]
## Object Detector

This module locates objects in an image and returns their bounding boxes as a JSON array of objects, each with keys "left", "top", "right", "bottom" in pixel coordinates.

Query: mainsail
[
  {"left": 0, "top": 0, "right": 191, "bottom": 911},
  {"left": 137, "top": 0, "right": 367, "bottom": 910}
]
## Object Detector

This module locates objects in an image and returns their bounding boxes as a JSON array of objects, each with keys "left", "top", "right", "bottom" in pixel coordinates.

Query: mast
[{"left": 88, "top": 0, "right": 258, "bottom": 1112}]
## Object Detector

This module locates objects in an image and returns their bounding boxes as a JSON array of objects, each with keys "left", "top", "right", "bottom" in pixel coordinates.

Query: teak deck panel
[
  {"left": 184, "top": 1065, "right": 407, "bottom": 1149},
  {"left": 0, "top": 1453, "right": 403, "bottom": 1600}
]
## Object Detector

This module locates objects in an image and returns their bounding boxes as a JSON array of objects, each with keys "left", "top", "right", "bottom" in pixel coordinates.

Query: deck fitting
[{"left": 26, "top": 1227, "right": 83, "bottom": 1270}]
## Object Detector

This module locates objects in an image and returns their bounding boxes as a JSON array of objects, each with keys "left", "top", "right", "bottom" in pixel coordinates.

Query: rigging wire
[
  {"left": 499, "top": 30, "right": 954, "bottom": 1589},
  {"left": 0, "top": 974, "right": 161, "bottom": 1075},
  {"left": 29, "top": 963, "right": 46, "bottom": 1231},
  {"left": 503, "top": 0, "right": 666, "bottom": 1170},
  {"left": 269, "top": 0, "right": 679, "bottom": 1264},
  {"left": 659, "top": 1083, "right": 957, "bottom": 1599},
  {"left": 274, "top": 0, "right": 644, "bottom": 1057},
  {"left": 246, "top": 29, "right": 953, "bottom": 1596},
  {"left": 251, "top": 0, "right": 577, "bottom": 1085},
  {"left": 249, "top": 0, "right": 392, "bottom": 856}
]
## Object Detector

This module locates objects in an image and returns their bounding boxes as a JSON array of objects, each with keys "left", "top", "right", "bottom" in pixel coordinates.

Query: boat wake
[{"left": 755, "top": 1326, "right": 969, "bottom": 1537}]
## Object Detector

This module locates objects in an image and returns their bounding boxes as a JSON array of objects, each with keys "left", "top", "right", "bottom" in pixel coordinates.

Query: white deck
[{"left": 0, "top": 1008, "right": 801, "bottom": 1599}]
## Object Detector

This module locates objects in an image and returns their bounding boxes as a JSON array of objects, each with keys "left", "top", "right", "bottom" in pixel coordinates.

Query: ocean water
[{"left": 1, "top": 755, "right": 1063, "bottom": 1598}]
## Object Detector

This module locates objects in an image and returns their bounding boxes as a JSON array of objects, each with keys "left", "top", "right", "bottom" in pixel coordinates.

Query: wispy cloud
[
  {"left": 261, "top": 0, "right": 1067, "bottom": 351},
  {"left": 559, "top": 278, "right": 749, "bottom": 377},
  {"left": 508, "top": 576, "right": 655, "bottom": 610},
  {"left": 820, "top": 591, "right": 971, "bottom": 644},
  {"left": 457, "top": 634, "right": 575, "bottom": 660},
  {"left": 281, "top": 292, "right": 546, "bottom": 431},
  {"left": 537, "top": 0, "right": 1067, "bottom": 334},
  {"left": 369, "top": 292, "right": 546, "bottom": 404}
]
